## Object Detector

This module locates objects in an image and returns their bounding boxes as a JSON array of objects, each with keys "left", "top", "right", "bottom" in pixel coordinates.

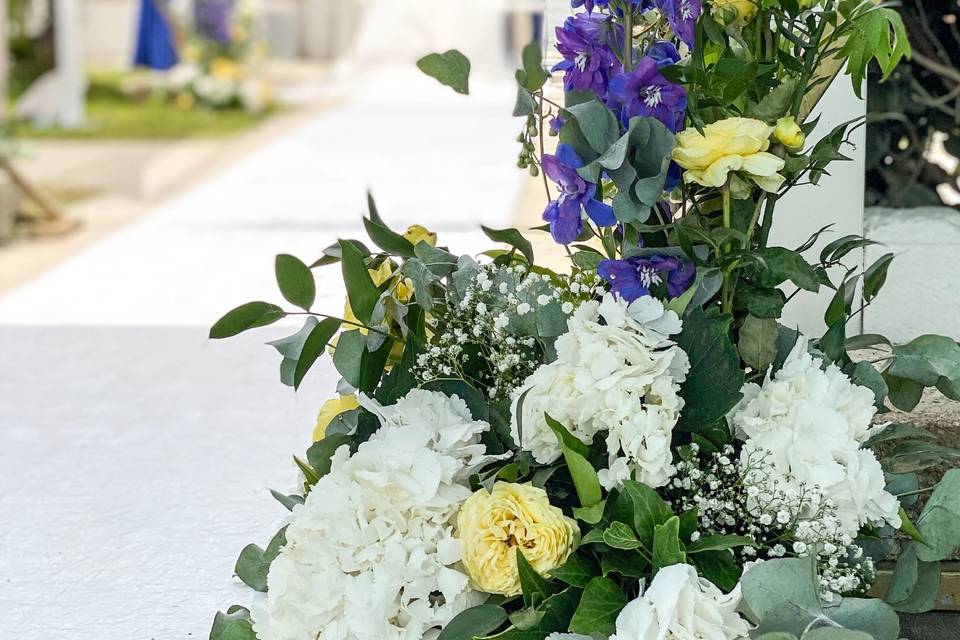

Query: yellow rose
[
  {"left": 774, "top": 116, "right": 806, "bottom": 151},
  {"left": 210, "top": 58, "right": 242, "bottom": 81},
  {"left": 712, "top": 0, "right": 758, "bottom": 26},
  {"left": 672, "top": 117, "right": 786, "bottom": 193},
  {"left": 312, "top": 394, "right": 360, "bottom": 441},
  {"left": 457, "top": 482, "right": 578, "bottom": 596},
  {"left": 403, "top": 224, "right": 438, "bottom": 247}
]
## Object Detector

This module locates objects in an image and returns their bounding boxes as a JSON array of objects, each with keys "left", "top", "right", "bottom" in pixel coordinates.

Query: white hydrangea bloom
[
  {"left": 251, "top": 390, "right": 498, "bottom": 640},
  {"left": 610, "top": 564, "right": 751, "bottom": 640},
  {"left": 729, "top": 337, "right": 900, "bottom": 535},
  {"left": 510, "top": 294, "right": 689, "bottom": 489}
]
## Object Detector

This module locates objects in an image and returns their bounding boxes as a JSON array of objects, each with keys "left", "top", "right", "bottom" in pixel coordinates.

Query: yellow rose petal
[{"left": 313, "top": 394, "right": 360, "bottom": 441}]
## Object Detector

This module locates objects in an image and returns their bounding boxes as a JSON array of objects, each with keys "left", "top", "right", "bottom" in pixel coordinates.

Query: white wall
[
  {"left": 773, "top": 77, "right": 867, "bottom": 336},
  {"left": 81, "top": 0, "right": 138, "bottom": 69}
]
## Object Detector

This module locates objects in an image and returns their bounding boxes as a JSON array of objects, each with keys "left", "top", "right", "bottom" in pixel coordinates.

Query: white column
[{"left": 53, "top": 0, "right": 85, "bottom": 128}]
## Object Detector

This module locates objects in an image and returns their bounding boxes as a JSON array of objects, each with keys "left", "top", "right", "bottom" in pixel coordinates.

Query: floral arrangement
[
  {"left": 209, "top": 2, "right": 960, "bottom": 640},
  {"left": 164, "top": 0, "right": 272, "bottom": 113}
]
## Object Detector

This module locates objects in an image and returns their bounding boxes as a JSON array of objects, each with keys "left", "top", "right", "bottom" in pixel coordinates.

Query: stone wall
[{"left": 864, "top": 207, "right": 960, "bottom": 342}]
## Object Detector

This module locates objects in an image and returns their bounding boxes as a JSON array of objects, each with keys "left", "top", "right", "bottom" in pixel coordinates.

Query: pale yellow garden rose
[
  {"left": 456, "top": 482, "right": 578, "bottom": 596},
  {"left": 672, "top": 117, "right": 786, "bottom": 193},
  {"left": 312, "top": 394, "right": 360, "bottom": 441},
  {"left": 774, "top": 116, "right": 806, "bottom": 150},
  {"left": 210, "top": 58, "right": 243, "bottom": 81},
  {"left": 403, "top": 224, "right": 438, "bottom": 247},
  {"left": 711, "top": 0, "right": 758, "bottom": 26}
]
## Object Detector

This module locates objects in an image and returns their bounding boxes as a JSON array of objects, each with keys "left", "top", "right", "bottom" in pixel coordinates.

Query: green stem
[
  {"left": 720, "top": 185, "right": 733, "bottom": 313},
  {"left": 623, "top": 4, "right": 634, "bottom": 72},
  {"left": 758, "top": 194, "right": 777, "bottom": 247}
]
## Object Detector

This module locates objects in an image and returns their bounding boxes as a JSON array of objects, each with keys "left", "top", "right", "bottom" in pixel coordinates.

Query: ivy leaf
[
  {"left": 417, "top": 50, "right": 471, "bottom": 94},
  {"left": 210, "top": 302, "right": 285, "bottom": 339},
  {"left": 550, "top": 553, "right": 600, "bottom": 588},
  {"left": 568, "top": 577, "right": 627, "bottom": 637},
  {"left": 652, "top": 516, "right": 686, "bottom": 572},
  {"left": 621, "top": 480, "right": 673, "bottom": 551},
  {"left": 603, "top": 521, "right": 642, "bottom": 550},
  {"left": 675, "top": 307, "right": 745, "bottom": 432},
  {"left": 692, "top": 549, "right": 741, "bottom": 592},
  {"left": 517, "top": 548, "right": 559, "bottom": 608}
]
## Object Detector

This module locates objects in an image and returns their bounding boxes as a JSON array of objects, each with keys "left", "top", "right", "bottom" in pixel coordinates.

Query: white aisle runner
[{"left": 0, "top": 64, "right": 523, "bottom": 638}]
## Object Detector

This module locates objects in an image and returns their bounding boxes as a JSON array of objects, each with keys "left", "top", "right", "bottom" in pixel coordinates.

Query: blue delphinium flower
[
  {"left": 552, "top": 13, "right": 622, "bottom": 96},
  {"left": 542, "top": 144, "right": 616, "bottom": 244},
  {"left": 655, "top": 0, "right": 701, "bottom": 47},
  {"left": 646, "top": 41, "right": 681, "bottom": 68},
  {"left": 597, "top": 255, "right": 696, "bottom": 300},
  {"left": 608, "top": 57, "right": 687, "bottom": 132}
]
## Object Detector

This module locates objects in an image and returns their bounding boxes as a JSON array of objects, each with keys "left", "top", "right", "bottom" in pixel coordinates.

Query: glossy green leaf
[
  {"left": 568, "top": 577, "right": 627, "bottom": 637},
  {"left": 603, "top": 521, "right": 642, "bottom": 550},
  {"left": 550, "top": 553, "right": 600, "bottom": 588},
  {"left": 739, "top": 315, "right": 778, "bottom": 372},
  {"left": 275, "top": 254, "right": 316, "bottom": 310},
  {"left": 652, "top": 516, "right": 685, "bottom": 572},
  {"left": 517, "top": 548, "right": 558, "bottom": 608},
  {"left": 481, "top": 226, "right": 535, "bottom": 264},
  {"left": 340, "top": 239, "right": 380, "bottom": 323},
  {"left": 293, "top": 317, "right": 341, "bottom": 389},
  {"left": 210, "top": 301, "right": 285, "bottom": 339}
]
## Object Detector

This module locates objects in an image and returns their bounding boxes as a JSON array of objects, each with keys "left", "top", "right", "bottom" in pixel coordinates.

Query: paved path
[
  {"left": 0, "top": 67, "right": 523, "bottom": 639},
  {"left": 0, "top": 68, "right": 523, "bottom": 325}
]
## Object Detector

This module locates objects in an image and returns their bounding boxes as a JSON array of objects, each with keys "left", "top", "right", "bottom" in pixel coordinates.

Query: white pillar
[{"left": 53, "top": 0, "right": 85, "bottom": 128}]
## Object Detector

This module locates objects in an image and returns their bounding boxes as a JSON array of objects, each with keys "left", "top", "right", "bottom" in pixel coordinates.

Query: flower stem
[
  {"left": 721, "top": 184, "right": 733, "bottom": 314},
  {"left": 623, "top": 4, "right": 634, "bottom": 72}
]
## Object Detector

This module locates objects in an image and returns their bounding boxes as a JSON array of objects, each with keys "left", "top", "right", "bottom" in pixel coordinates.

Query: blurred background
[{"left": 0, "top": 2, "right": 958, "bottom": 638}]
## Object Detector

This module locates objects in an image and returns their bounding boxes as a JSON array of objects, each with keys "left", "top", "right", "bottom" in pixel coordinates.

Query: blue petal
[
  {"left": 584, "top": 197, "right": 616, "bottom": 227},
  {"left": 555, "top": 143, "right": 584, "bottom": 170}
]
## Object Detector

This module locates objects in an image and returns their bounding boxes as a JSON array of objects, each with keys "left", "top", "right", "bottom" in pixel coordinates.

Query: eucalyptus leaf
[
  {"left": 417, "top": 50, "right": 470, "bottom": 94},
  {"left": 210, "top": 301, "right": 285, "bottom": 339}
]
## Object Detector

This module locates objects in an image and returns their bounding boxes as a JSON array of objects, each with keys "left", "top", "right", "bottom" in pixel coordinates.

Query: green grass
[{"left": 13, "top": 71, "right": 275, "bottom": 140}]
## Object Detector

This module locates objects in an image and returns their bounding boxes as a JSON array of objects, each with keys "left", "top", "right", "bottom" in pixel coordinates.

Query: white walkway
[{"left": 0, "top": 66, "right": 523, "bottom": 639}]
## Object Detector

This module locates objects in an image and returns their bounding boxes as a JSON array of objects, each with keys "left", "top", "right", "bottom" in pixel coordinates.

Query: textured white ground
[{"left": 0, "top": 66, "right": 522, "bottom": 639}]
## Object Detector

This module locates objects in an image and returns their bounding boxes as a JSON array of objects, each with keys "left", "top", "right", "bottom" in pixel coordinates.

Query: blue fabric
[{"left": 134, "top": 0, "right": 178, "bottom": 70}]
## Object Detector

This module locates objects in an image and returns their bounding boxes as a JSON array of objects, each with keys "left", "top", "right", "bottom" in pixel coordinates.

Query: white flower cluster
[
  {"left": 728, "top": 336, "right": 901, "bottom": 536},
  {"left": 251, "top": 390, "right": 501, "bottom": 640},
  {"left": 415, "top": 264, "right": 603, "bottom": 401},
  {"left": 671, "top": 445, "right": 875, "bottom": 598},
  {"left": 610, "top": 563, "right": 751, "bottom": 640},
  {"left": 511, "top": 294, "right": 690, "bottom": 489}
]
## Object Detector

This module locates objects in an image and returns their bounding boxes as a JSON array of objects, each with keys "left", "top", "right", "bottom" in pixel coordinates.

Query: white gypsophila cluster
[
  {"left": 728, "top": 336, "right": 901, "bottom": 537},
  {"left": 610, "top": 563, "right": 751, "bottom": 640},
  {"left": 670, "top": 445, "right": 875, "bottom": 599},
  {"left": 511, "top": 294, "right": 690, "bottom": 490},
  {"left": 414, "top": 263, "right": 604, "bottom": 402},
  {"left": 251, "top": 390, "right": 502, "bottom": 640}
]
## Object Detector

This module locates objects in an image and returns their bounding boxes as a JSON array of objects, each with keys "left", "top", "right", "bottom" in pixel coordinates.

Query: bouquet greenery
[{"left": 209, "top": 2, "right": 960, "bottom": 639}]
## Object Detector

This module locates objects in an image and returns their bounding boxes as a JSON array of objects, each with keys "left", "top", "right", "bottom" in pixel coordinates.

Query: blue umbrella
[{"left": 133, "top": 0, "right": 178, "bottom": 70}]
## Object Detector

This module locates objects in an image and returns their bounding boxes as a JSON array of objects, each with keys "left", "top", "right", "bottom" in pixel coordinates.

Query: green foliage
[
  {"left": 437, "top": 605, "right": 508, "bottom": 640},
  {"left": 914, "top": 469, "right": 960, "bottom": 562},
  {"left": 417, "top": 50, "right": 471, "bottom": 95},
  {"left": 839, "top": 3, "right": 911, "bottom": 99},
  {"left": 885, "top": 542, "right": 940, "bottom": 613},
  {"left": 740, "top": 558, "right": 900, "bottom": 640},
  {"left": 652, "top": 516, "right": 686, "bottom": 572},
  {"left": 209, "top": 301, "right": 285, "bottom": 339},
  {"left": 482, "top": 226, "right": 535, "bottom": 265},
  {"left": 234, "top": 527, "right": 287, "bottom": 593},
  {"left": 293, "top": 318, "right": 341, "bottom": 389},
  {"left": 275, "top": 255, "right": 315, "bottom": 311},
  {"left": 209, "top": 606, "right": 257, "bottom": 640},
  {"left": 675, "top": 307, "right": 745, "bottom": 432},
  {"left": 339, "top": 240, "right": 380, "bottom": 324},
  {"left": 517, "top": 42, "right": 550, "bottom": 93},
  {"left": 568, "top": 577, "right": 627, "bottom": 637},
  {"left": 738, "top": 314, "right": 778, "bottom": 372}
]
